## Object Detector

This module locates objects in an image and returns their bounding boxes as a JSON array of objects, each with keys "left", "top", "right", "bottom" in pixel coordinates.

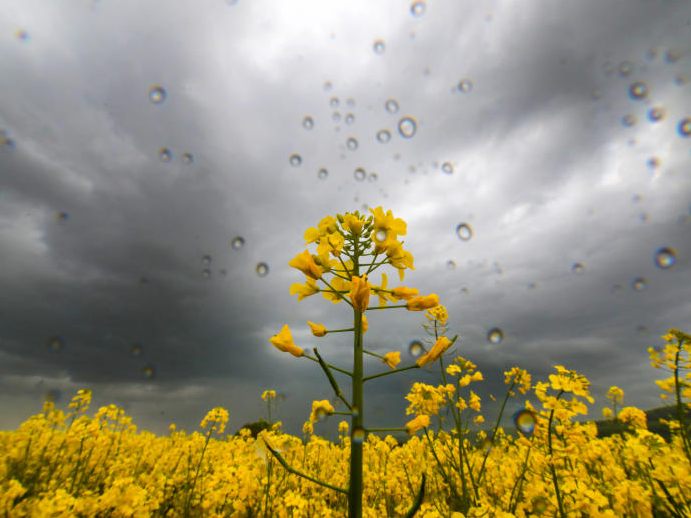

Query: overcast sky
[{"left": 1, "top": 0, "right": 690, "bottom": 437}]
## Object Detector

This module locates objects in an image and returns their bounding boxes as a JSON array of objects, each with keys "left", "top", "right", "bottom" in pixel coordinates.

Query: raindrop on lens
[
  {"left": 346, "top": 137, "right": 358, "bottom": 150},
  {"left": 632, "top": 277, "right": 647, "bottom": 291},
  {"left": 571, "top": 262, "right": 585, "bottom": 275},
  {"left": 648, "top": 107, "right": 665, "bottom": 122},
  {"left": 513, "top": 409, "right": 536, "bottom": 436},
  {"left": 345, "top": 113, "right": 355, "bottom": 125},
  {"left": 181, "top": 152, "right": 194, "bottom": 164},
  {"left": 148, "top": 85, "right": 167, "bottom": 104},
  {"left": 332, "top": 112, "right": 342, "bottom": 123},
  {"left": 373, "top": 40, "right": 386, "bottom": 54},
  {"left": 376, "top": 129, "right": 391, "bottom": 143},
  {"left": 457, "top": 79, "right": 473, "bottom": 93},
  {"left": 375, "top": 229, "right": 387, "bottom": 242},
  {"left": 618, "top": 61, "right": 633, "bottom": 77},
  {"left": 456, "top": 223, "right": 473, "bottom": 241},
  {"left": 441, "top": 162, "right": 454, "bottom": 174},
  {"left": 397, "top": 116, "right": 417, "bottom": 138},
  {"left": 621, "top": 114, "right": 636, "bottom": 127},
  {"left": 368, "top": 172, "right": 378, "bottom": 182},
  {"left": 131, "top": 343, "right": 143, "bottom": 357},
  {"left": 302, "top": 116, "right": 314, "bottom": 130},
  {"left": 256, "top": 263, "right": 269, "bottom": 277},
  {"left": 318, "top": 168, "right": 328, "bottom": 180},
  {"left": 654, "top": 247, "right": 676, "bottom": 269},
  {"left": 48, "top": 336, "right": 64, "bottom": 352},
  {"left": 158, "top": 147, "right": 172, "bottom": 162},
  {"left": 56, "top": 211, "right": 69, "bottom": 222},
  {"left": 202, "top": 269, "right": 211, "bottom": 278},
  {"left": 352, "top": 428, "right": 366, "bottom": 443},
  {"left": 487, "top": 328, "right": 503, "bottom": 344},
  {"left": 647, "top": 157, "right": 660, "bottom": 170},
  {"left": 231, "top": 236, "right": 245, "bottom": 250},
  {"left": 289, "top": 154, "right": 302, "bottom": 167},
  {"left": 142, "top": 364, "right": 156, "bottom": 379},
  {"left": 665, "top": 49, "right": 681, "bottom": 63},
  {"left": 354, "top": 167, "right": 366, "bottom": 181},
  {"left": 628, "top": 81, "right": 648, "bottom": 100},
  {"left": 202, "top": 255, "right": 212, "bottom": 266},
  {"left": 315, "top": 408, "right": 329, "bottom": 422},
  {"left": 678, "top": 118, "right": 691, "bottom": 137},
  {"left": 411, "top": 1, "right": 426, "bottom": 16},
  {"left": 532, "top": 496, "right": 549, "bottom": 514},
  {"left": 16, "top": 29, "right": 29, "bottom": 41},
  {"left": 446, "top": 260, "right": 456, "bottom": 270},
  {"left": 323, "top": 81, "right": 333, "bottom": 92},
  {"left": 409, "top": 340, "right": 425, "bottom": 357},
  {"left": 385, "top": 99, "right": 399, "bottom": 113},
  {"left": 330, "top": 97, "right": 340, "bottom": 108}
]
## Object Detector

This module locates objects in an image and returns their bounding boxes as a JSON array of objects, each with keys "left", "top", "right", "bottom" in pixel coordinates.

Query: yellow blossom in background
[
  {"left": 425, "top": 305, "right": 448, "bottom": 325},
  {"left": 269, "top": 325, "right": 304, "bottom": 357},
  {"left": 417, "top": 336, "right": 453, "bottom": 367},
  {"left": 288, "top": 250, "right": 323, "bottom": 280},
  {"left": 321, "top": 276, "right": 350, "bottom": 304},
  {"left": 200, "top": 407, "right": 229, "bottom": 434},
  {"left": 338, "top": 420, "right": 349, "bottom": 434},
  {"left": 504, "top": 367, "right": 532, "bottom": 394},
  {"left": 382, "top": 351, "right": 401, "bottom": 369},
  {"left": 607, "top": 386, "right": 625, "bottom": 404},
  {"left": 618, "top": 407, "right": 647, "bottom": 429},
  {"left": 405, "top": 414, "right": 430, "bottom": 434},
  {"left": 446, "top": 364, "right": 462, "bottom": 376},
  {"left": 469, "top": 391, "right": 481, "bottom": 412},
  {"left": 406, "top": 382, "right": 455, "bottom": 416},
  {"left": 406, "top": 294, "right": 439, "bottom": 311},
  {"left": 391, "top": 286, "right": 419, "bottom": 300},
  {"left": 473, "top": 415, "right": 485, "bottom": 425},
  {"left": 349, "top": 275, "right": 370, "bottom": 312},
  {"left": 307, "top": 321, "right": 327, "bottom": 337},
  {"left": 261, "top": 390, "right": 277, "bottom": 401},
  {"left": 309, "top": 400, "right": 335, "bottom": 423},
  {"left": 602, "top": 407, "right": 613, "bottom": 419}
]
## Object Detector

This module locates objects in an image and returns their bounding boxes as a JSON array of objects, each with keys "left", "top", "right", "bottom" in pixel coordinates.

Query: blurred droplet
[
  {"left": 456, "top": 223, "right": 473, "bottom": 241},
  {"left": 678, "top": 118, "right": 691, "bottom": 137},
  {"left": 368, "top": 172, "right": 378, "bottom": 182},
  {"left": 158, "top": 148, "right": 172, "bottom": 162},
  {"left": 572, "top": 262, "right": 585, "bottom": 275},
  {"left": 487, "top": 328, "right": 503, "bottom": 344},
  {"left": 647, "top": 107, "right": 665, "bottom": 122},
  {"left": 231, "top": 236, "right": 245, "bottom": 250},
  {"left": 397, "top": 116, "right": 417, "bottom": 138},
  {"left": 323, "top": 81, "right": 333, "bottom": 92},
  {"left": 410, "top": 1, "right": 426, "bottom": 16},
  {"left": 16, "top": 29, "right": 29, "bottom": 41},
  {"left": 354, "top": 167, "right": 366, "bottom": 181},
  {"left": 318, "top": 168, "right": 328, "bottom": 180},
  {"left": 373, "top": 40, "right": 386, "bottom": 54},
  {"left": 385, "top": 99, "right": 399, "bottom": 114},
  {"left": 441, "top": 162, "right": 454, "bottom": 174},
  {"left": 131, "top": 343, "right": 143, "bottom": 357},
  {"left": 665, "top": 48, "right": 681, "bottom": 63},
  {"left": 302, "top": 116, "right": 314, "bottom": 130},
  {"left": 376, "top": 129, "right": 391, "bottom": 143},
  {"left": 181, "top": 152, "right": 194, "bottom": 164},
  {"left": 48, "top": 336, "right": 64, "bottom": 352},
  {"left": 628, "top": 81, "right": 648, "bottom": 100},
  {"left": 513, "top": 409, "right": 536, "bottom": 436},
  {"left": 332, "top": 112, "right": 342, "bottom": 123},
  {"left": 621, "top": 114, "right": 637, "bottom": 127},
  {"left": 409, "top": 340, "right": 425, "bottom": 357},
  {"left": 202, "top": 269, "right": 211, "bottom": 279},
  {"left": 654, "top": 247, "right": 676, "bottom": 269},
  {"left": 352, "top": 427, "right": 366, "bottom": 443},
  {"left": 374, "top": 229, "right": 387, "bottom": 242},
  {"left": 219, "top": 269, "right": 227, "bottom": 276},
  {"left": 289, "top": 154, "right": 302, "bottom": 167},
  {"left": 56, "top": 211, "right": 69, "bottom": 222},
  {"left": 202, "top": 255, "right": 212, "bottom": 266},
  {"left": 256, "top": 263, "right": 269, "bottom": 277},
  {"left": 345, "top": 113, "right": 355, "bottom": 125},
  {"left": 675, "top": 74, "right": 689, "bottom": 86},
  {"left": 346, "top": 137, "right": 359, "bottom": 150},
  {"left": 647, "top": 157, "right": 660, "bottom": 170},
  {"left": 457, "top": 79, "right": 473, "bottom": 93},
  {"left": 142, "top": 364, "right": 156, "bottom": 379},
  {"left": 330, "top": 97, "right": 340, "bottom": 108},
  {"left": 632, "top": 277, "right": 647, "bottom": 291},
  {"left": 446, "top": 260, "right": 456, "bottom": 270},
  {"left": 148, "top": 85, "right": 167, "bottom": 104},
  {"left": 618, "top": 61, "right": 633, "bottom": 77},
  {"left": 315, "top": 408, "right": 329, "bottom": 422}
]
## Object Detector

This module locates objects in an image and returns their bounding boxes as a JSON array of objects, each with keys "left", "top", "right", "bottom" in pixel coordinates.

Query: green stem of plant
[
  {"left": 304, "top": 354, "right": 353, "bottom": 377},
  {"left": 673, "top": 337, "right": 691, "bottom": 464},
  {"left": 547, "top": 391, "right": 567, "bottom": 518},
  {"left": 367, "top": 304, "right": 407, "bottom": 310},
  {"left": 363, "top": 364, "right": 419, "bottom": 382},
  {"left": 313, "top": 348, "right": 353, "bottom": 411},
  {"left": 349, "top": 242, "right": 364, "bottom": 518},
  {"left": 327, "top": 328, "right": 356, "bottom": 333},
  {"left": 363, "top": 349, "right": 386, "bottom": 360},
  {"left": 476, "top": 380, "right": 516, "bottom": 485}
]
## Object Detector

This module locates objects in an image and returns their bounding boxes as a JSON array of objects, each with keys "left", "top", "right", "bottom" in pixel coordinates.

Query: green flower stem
[
  {"left": 363, "top": 349, "right": 386, "bottom": 360},
  {"left": 303, "top": 354, "right": 352, "bottom": 377},
  {"left": 313, "top": 348, "right": 353, "bottom": 411},
  {"left": 333, "top": 411, "right": 352, "bottom": 416},
  {"left": 404, "top": 474, "right": 426, "bottom": 518},
  {"left": 547, "top": 390, "right": 567, "bottom": 518},
  {"left": 350, "top": 306, "right": 364, "bottom": 518},
  {"left": 367, "top": 304, "right": 407, "bottom": 310},
  {"left": 363, "top": 364, "right": 420, "bottom": 382},
  {"left": 327, "top": 328, "right": 356, "bottom": 333},
  {"left": 673, "top": 337, "right": 691, "bottom": 464},
  {"left": 476, "top": 380, "right": 516, "bottom": 485},
  {"left": 367, "top": 427, "right": 406, "bottom": 433},
  {"left": 263, "top": 440, "right": 348, "bottom": 495},
  {"left": 319, "top": 276, "right": 353, "bottom": 307}
]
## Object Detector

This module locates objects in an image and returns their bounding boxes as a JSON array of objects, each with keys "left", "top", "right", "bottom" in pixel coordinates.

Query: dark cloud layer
[{"left": 1, "top": 0, "right": 690, "bottom": 436}]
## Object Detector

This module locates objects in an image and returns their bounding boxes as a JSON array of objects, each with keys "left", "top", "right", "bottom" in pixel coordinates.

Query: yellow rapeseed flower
[
  {"left": 391, "top": 286, "right": 419, "bottom": 300},
  {"left": 405, "top": 414, "right": 430, "bottom": 434},
  {"left": 289, "top": 278, "right": 319, "bottom": 300},
  {"left": 382, "top": 351, "right": 401, "bottom": 369},
  {"left": 416, "top": 336, "right": 453, "bottom": 367},
  {"left": 200, "top": 407, "right": 229, "bottom": 434},
  {"left": 261, "top": 390, "right": 277, "bottom": 401},
  {"left": 309, "top": 400, "right": 335, "bottom": 423},
  {"left": 307, "top": 321, "right": 327, "bottom": 337},
  {"left": 269, "top": 325, "right": 304, "bottom": 357},
  {"left": 288, "top": 250, "right": 323, "bottom": 280},
  {"left": 349, "top": 275, "right": 370, "bottom": 313},
  {"left": 406, "top": 294, "right": 439, "bottom": 311}
]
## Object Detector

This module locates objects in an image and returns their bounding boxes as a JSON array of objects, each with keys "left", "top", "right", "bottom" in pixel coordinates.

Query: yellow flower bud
[
  {"left": 382, "top": 351, "right": 401, "bottom": 369},
  {"left": 417, "top": 336, "right": 452, "bottom": 367},
  {"left": 406, "top": 294, "right": 439, "bottom": 311},
  {"left": 405, "top": 414, "right": 430, "bottom": 434},
  {"left": 307, "top": 321, "right": 327, "bottom": 337},
  {"left": 288, "top": 250, "right": 323, "bottom": 280},
  {"left": 269, "top": 325, "right": 304, "bottom": 357},
  {"left": 350, "top": 275, "right": 370, "bottom": 313}
]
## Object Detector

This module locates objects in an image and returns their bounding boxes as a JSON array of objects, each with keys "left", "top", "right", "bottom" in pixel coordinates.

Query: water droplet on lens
[
  {"left": 513, "top": 409, "right": 536, "bottom": 436},
  {"left": 256, "top": 263, "right": 269, "bottom": 277},
  {"left": 446, "top": 260, "right": 456, "bottom": 270},
  {"left": 289, "top": 154, "right": 302, "bottom": 167},
  {"left": 648, "top": 107, "right": 665, "bottom": 122},
  {"left": 647, "top": 157, "right": 660, "bottom": 170},
  {"left": 332, "top": 112, "right": 342, "bottom": 123},
  {"left": 373, "top": 40, "right": 386, "bottom": 54},
  {"left": 48, "top": 336, "right": 64, "bottom": 352},
  {"left": 397, "top": 116, "right": 417, "bottom": 138},
  {"left": 376, "top": 129, "right": 391, "bottom": 143},
  {"left": 330, "top": 97, "right": 340, "bottom": 108},
  {"left": 385, "top": 99, "right": 399, "bottom": 114},
  {"left": 654, "top": 247, "right": 676, "bottom": 269},
  {"left": 665, "top": 48, "right": 681, "bottom": 63},
  {"left": 131, "top": 343, "right": 143, "bottom": 357},
  {"left": 352, "top": 427, "right": 366, "bottom": 443},
  {"left": 532, "top": 496, "right": 548, "bottom": 514},
  {"left": 181, "top": 152, "right": 194, "bottom": 164},
  {"left": 457, "top": 79, "right": 473, "bottom": 93},
  {"left": 456, "top": 223, "right": 473, "bottom": 241},
  {"left": 315, "top": 408, "right": 328, "bottom": 422},
  {"left": 345, "top": 113, "right": 355, "bottom": 125},
  {"left": 621, "top": 114, "right": 636, "bottom": 127},
  {"left": 618, "top": 61, "right": 633, "bottom": 77},
  {"left": 678, "top": 118, "right": 691, "bottom": 137},
  {"left": 628, "top": 81, "right": 648, "bottom": 100},
  {"left": 202, "top": 269, "right": 211, "bottom": 279},
  {"left": 441, "top": 162, "right": 454, "bottom": 174},
  {"left": 56, "top": 211, "right": 69, "bottom": 222},
  {"left": 571, "top": 262, "right": 585, "bottom": 275},
  {"left": 346, "top": 137, "right": 358, "bottom": 150},
  {"left": 409, "top": 340, "right": 425, "bottom": 357},
  {"left": 148, "top": 85, "right": 167, "bottom": 104},
  {"left": 16, "top": 29, "right": 29, "bottom": 41},
  {"left": 487, "top": 328, "right": 503, "bottom": 344},
  {"left": 367, "top": 172, "right": 378, "bottom": 182},
  {"left": 231, "top": 236, "right": 245, "bottom": 250},
  {"left": 142, "top": 364, "right": 156, "bottom": 379},
  {"left": 354, "top": 167, "right": 366, "bottom": 181},
  {"left": 202, "top": 255, "right": 212, "bottom": 266},
  {"left": 318, "top": 168, "right": 328, "bottom": 179},
  {"left": 375, "top": 229, "right": 387, "bottom": 242},
  {"left": 159, "top": 148, "right": 172, "bottom": 162},
  {"left": 632, "top": 277, "right": 647, "bottom": 291},
  {"left": 411, "top": 1, "right": 426, "bottom": 16},
  {"left": 323, "top": 81, "right": 333, "bottom": 92},
  {"left": 302, "top": 116, "right": 314, "bottom": 130}
]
